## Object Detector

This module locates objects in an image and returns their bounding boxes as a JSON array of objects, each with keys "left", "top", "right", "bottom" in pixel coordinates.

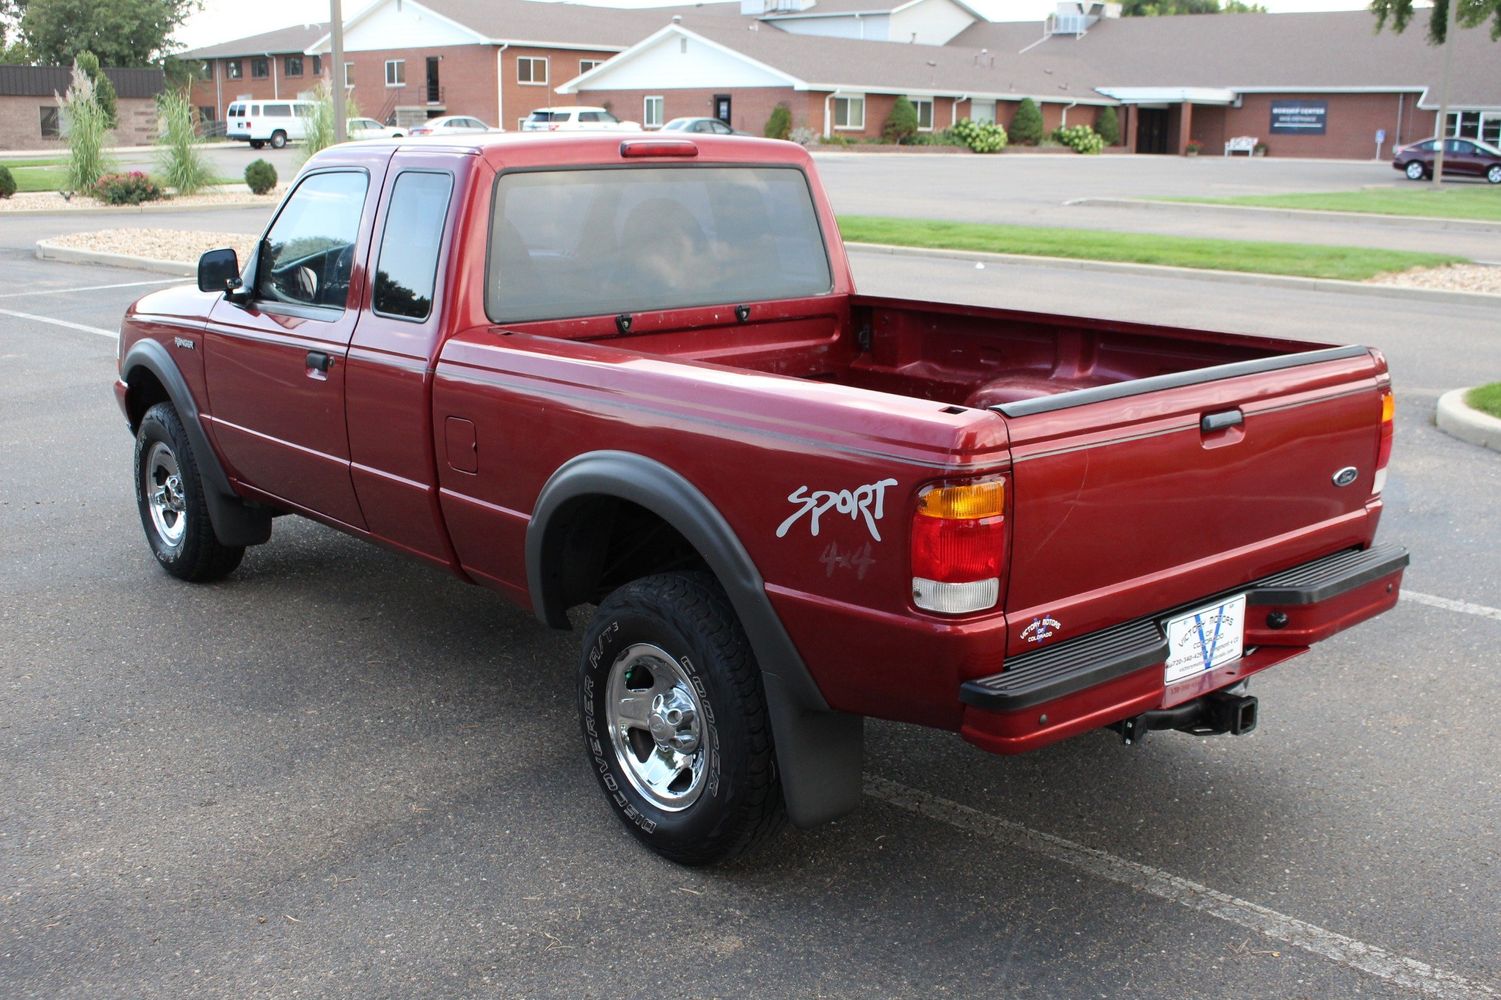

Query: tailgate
[{"left": 998, "top": 345, "right": 1386, "bottom": 656}]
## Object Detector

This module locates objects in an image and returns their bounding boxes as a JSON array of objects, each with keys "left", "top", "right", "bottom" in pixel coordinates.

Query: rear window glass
[
  {"left": 374, "top": 171, "right": 453, "bottom": 321},
  {"left": 528, "top": 111, "right": 563, "bottom": 123},
  {"left": 487, "top": 166, "right": 832, "bottom": 323}
]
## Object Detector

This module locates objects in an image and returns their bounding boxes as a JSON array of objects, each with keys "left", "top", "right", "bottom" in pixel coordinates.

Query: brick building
[
  {"left": 179, "top": 23, "right": 331, "bottom": 132},
  {"left": 0, "top": 65, "right": 164, "bottom": 151}
]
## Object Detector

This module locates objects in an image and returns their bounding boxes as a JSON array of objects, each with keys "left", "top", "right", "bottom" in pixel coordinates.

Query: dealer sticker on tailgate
[{"left": 1164, "top": 594, "right": 1248, "bottom": 684}]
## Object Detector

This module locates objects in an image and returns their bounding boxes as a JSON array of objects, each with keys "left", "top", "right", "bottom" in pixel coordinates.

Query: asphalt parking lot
[{"left": 2, "top": 165, "right": 1499, "bottom": 998}]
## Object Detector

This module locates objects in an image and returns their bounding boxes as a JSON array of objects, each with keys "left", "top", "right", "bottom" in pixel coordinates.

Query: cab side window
[
  {"left": 373, "top": 171, "right": 453, "bottom": 321},
  {"left": 256, "top": 171, "right": 369, "bottom": 310}
]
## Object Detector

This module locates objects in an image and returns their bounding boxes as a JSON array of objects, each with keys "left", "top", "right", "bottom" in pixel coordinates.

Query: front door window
[{"left": 257, "top": 171, "right": 369, "bottom": 311}]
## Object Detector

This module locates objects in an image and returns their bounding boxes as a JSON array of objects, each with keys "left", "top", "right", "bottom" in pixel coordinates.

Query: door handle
[
  {"left": 306, "top": 351, "right": 334, "bottom": 372},
  {"left": 1200, "top": 409, "right": 1243, "bottom": 433}
]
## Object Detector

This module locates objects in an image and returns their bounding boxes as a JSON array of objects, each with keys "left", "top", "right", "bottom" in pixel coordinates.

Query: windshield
[{"left": 487, "top": 166, "right": 832, "bottom": 323}]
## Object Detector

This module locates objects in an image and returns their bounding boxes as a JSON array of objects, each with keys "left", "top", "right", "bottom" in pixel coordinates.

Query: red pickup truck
[{"left": 115, "top": 134, "right": 1406, "bottom": 865}]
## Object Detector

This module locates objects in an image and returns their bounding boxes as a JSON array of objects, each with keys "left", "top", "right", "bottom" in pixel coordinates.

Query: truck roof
[{"left": 310, "top": 131, "right": 814, "bottom": 170}]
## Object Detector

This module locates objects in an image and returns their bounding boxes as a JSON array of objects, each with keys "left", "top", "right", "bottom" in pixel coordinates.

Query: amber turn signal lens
[
  {"left": 1380, "top": 391, "right": 1395, "bottom": 424},
  {"left": 915, "top": 480, "right": 1005, "bottom": 520}
]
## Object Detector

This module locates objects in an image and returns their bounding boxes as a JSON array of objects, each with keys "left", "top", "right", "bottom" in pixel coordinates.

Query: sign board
[{"left": 1270, "top": 100, "right": 1328, "bottom": 135}]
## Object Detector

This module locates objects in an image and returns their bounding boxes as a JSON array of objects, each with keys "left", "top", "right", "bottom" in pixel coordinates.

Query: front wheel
[
  {"left": 579, "top": 572, "right": 784, "bottom": 866},
  {"left": 134, "top": 402, "right": 245, "bottom": 582},
  {"left": 1404, "top": 160, "right": 1425, "bottom": 180},
  {"left": 269, "top": 130, "right": 287, "bottom": 149},
  {"left": 1487, "top": 164, "right": 1501, "bottom": 185}
]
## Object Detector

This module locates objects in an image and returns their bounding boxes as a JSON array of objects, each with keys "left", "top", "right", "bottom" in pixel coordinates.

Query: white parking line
[
  {"left": 0, "top": 307, "right": 117, "bottom": 339},
  {"left": 865, "top": 776, "right": 1499, "bottom": 1000},
  {"left": 1403, "top": 591, "right": 1501, "bottom": 622},
  {"left": 0, "top": 278, "right": 180, "bottom": 299}
]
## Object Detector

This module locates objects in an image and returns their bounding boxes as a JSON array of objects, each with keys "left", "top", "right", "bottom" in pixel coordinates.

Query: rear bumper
[{"left": 958, "top": 543, "right": 1408, "bottom": 755}]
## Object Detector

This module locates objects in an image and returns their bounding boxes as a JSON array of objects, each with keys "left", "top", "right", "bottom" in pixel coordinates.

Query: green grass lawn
[
  {"left": 6, "top": 162, "right": 241, "bottom": 194},
  {"left": 1467, "top": 382, "right": 1501, "bottom": 419},
  {"left": 837, "top": 215, "right": 1464, "bottom": 281},
  {"left": 1165, "top": 187, "right": 1501, "bottom": 223}
]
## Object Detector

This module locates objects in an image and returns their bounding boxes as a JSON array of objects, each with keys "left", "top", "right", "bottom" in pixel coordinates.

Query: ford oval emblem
[{"left": 1332, "top": 466, "right": 1359, "bottom": 488}]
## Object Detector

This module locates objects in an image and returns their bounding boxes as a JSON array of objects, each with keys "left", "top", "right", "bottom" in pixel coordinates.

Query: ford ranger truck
[{"left": 114, "top": 133, "right": 1408, "bottom": 865}]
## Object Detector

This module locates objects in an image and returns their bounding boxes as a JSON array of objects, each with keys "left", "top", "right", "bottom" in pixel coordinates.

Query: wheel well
[
  {"left": 123, "top": 366, "right": 170, "bottom": 432},
  {"left": 541, "top": 495, "right": 709, "bottom": 615}
]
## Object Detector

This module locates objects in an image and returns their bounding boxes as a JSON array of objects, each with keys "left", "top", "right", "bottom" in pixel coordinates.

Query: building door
[
  {"left": 713, "top": 94, "right": 731, "bottom": 124},
  {"left": 1136, "top": 108, "right": 1168, "bottom": 154},
  {"left": 426, "top": 57, "right": 440, "bottom": 104}
]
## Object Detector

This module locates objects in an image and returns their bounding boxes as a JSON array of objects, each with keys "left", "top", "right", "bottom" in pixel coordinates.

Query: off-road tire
[
  {"left": 134, "top": 402, "right": 245, "bottom": 582},
  {"left": 579, "top": 572, "right": 785, "bottom": 866}
]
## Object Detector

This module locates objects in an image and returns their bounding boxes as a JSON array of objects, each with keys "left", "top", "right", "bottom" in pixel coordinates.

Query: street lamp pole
[
  {"left": 331, "top": 0, "right": 347, "bottom": 142},
  {"left": 1431, "top": 0, "right": 1459, "bottom": 188}
]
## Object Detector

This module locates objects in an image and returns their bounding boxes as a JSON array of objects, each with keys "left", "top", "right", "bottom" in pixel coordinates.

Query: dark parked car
[
  {"left": 1392, "top": 137, "right": 1501, "bottom": 183},
  {"left": 661, "top": 117, "right": 747, "bottom": 136}
]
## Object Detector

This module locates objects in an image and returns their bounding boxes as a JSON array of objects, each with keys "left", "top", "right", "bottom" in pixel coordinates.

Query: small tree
[
  {"left": 245, "top": 159, "right": 278, "bottom": 195},
  {"left": 1095, "top": 105, "right": 1120, "bottom": 146},
  {"left": 155, "top": 89, "right": 212, "bottom": 194},
  {"left": 883, "top": 96, "right": 919, "bottom": 145},
  {"left": 1010, "top": 98, "right": 1044, "bottom": 146},
  {"left": 303, "top": 81, "right": 337, "bottom": 159},
  {"left": 74, "top": 51, "right": 117, "bottom": 129},
  {"left": 57, "top": 60, "right": 112, "bottom": 193},
  {"left": 764, "top": 103, "right": 792, "bottom": 141},
  {"left": 0, "top": 165, "right": 17, "bottom": 199}
]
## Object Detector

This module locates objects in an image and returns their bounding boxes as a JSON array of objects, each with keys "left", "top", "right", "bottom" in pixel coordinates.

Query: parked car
[
  {"left": 225, "top": 99, "right": 315, "bottom": 149},
  {"left": 521, "top": 106, "right": 640, "bottom": 132},
  {"left": 409, "top": 115, "right": 494, "bottom": 136},
  {"left": 347, "top": 117, "right": 404, "bottom": 140},
  {"left": 117, "top": 133, "right": 1406, "bottom": 866},
  {"left": 1392, "top": 137, "right": 1501, "bottom": 183},
  {"left": 661, "top": 117, "right": 747, "bottom": 136}
]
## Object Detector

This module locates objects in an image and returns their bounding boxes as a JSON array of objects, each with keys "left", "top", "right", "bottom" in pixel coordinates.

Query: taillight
[
  {"left": 911, "top": 479, "right": 1005, "bottom": 615},
  {"left": 1373, "top": 388, "right": 1394, "bottom": 495}
]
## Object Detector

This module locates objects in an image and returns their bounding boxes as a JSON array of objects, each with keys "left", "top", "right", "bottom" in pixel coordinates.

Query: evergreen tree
[
  {"left": 75, "top": 50, "right": 117, "bottom": 128},
  {"left": 1011, "top": 98, "right": 1044, "bottom": 146},
  {"left": 765, "top": 103, "right": 792, "bottom": 141},
  {"left": 883, "top": 96, "right": 918, "bottom": 144},
  {"left": 1095, "top": 105, "right": 1120, "bottom": 146}
]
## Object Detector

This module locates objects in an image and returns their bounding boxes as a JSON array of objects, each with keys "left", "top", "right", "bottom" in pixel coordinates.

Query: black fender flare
[
  {"left": 120, "top": 339, "right": 272, "bottom": 547},
  {"left": 527, "top": 451, "right": 863, "bottom": 828}
]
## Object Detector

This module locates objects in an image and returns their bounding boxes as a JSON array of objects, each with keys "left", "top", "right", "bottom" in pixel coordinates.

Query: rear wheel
[
  {"left": 249, "top": 140, "right": 265, "bottom": 150},
  {"left": 1404, "top": 160, "right": 1425, "bottom": 180},
  {"left": 1487, "top": 164, "right": 1501, "bottom": 185},
  {"left": 579, "top": 572, "right": 784, "bottom": 866},
  {"left": 269, "top": 130, "right": 287, "bottom": 149},
  {"left": 134, "top": 402, "right": 245, "bottom": 582}
]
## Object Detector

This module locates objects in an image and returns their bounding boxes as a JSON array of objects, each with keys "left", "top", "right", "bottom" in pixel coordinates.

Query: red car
[
  {"left": 115, "top": 133, "right": 1406, "bottom": 864},
  {"left": 1393, "top": 136, "right": 1501, "bottom": 183}
]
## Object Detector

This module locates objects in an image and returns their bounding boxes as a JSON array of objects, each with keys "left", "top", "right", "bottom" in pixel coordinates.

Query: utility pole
[
  {"left": 1431, "top": 0, "right": 1459, "bottom": 188},
  {"left": 331, "top": 0, "right": 347, "bottom": 142}
]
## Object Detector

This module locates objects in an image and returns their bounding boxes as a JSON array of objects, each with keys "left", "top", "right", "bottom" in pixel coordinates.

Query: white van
[{"left": 225, "top": 100, "right": 316, "bottom": 149}]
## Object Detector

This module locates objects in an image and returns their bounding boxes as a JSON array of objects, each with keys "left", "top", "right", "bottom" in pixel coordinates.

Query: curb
[
  {"left": 36, "top": 239, "right": 194, "bottom": 277},
  {"left": 842, "top": 242, "right": 1501, "bottom": 307},
  {"left": 1066, "top": 197, "right": 1501, "bottom": 235},
  {"left": 1436, "top": 388, "right": 1501, "bottom": 453}
]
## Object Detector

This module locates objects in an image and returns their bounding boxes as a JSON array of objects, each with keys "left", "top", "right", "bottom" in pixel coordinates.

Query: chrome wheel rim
[
  {"left": 1489, "top": 166, "right": 1501, "bottom": 184},
  {"left": 144, "top": 441, "right": 187, "bottom": 547},
  {"left": 605, "top": 643, "right": 707, "bottom": 812},
  {"left": 1406, "top": 162, "right": 1423, "bottom": 179}
]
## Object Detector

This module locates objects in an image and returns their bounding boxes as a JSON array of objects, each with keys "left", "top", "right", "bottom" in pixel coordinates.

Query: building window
[
  {"left": 284, "top": 55, "right": 303, "bottom": 77},
  {"left": 312, "top": 55, "right": 322, "bottom": 76},
  {"left": 199, "top": 60, "right": 214, "bottom": 80},
  {"left": 643, "top": 96, "right": 664, "bottom": 128},
  {"left": 251, "top": 57, "right": 269, "bottom": 79},
  {"left": 198, "top": 105, "right": 216, "bottom": 122},
  {"left": 344, "top": 62, "right": 354, "bottom": 88},
  {"left": 226, "top": 59, "right": 242, "bottom": 80},
  {"left": 834, "top": 95, "right": 864, "bottom": 130},
  {"left": 911, "top": 97, "right": 934, "bottom": 131},
  {"left": 579, "top": 59, "right": 603, "bottom": 75},
  {"left": 40, "top": 106, "right": 61, "bottom": 138},
  {"left": 385, "top": 60, "right": 405, "bottom": 87},
  {"left": 518, "top": 56, "right": 548, "bottom": 86},
  {"left": 1445, "top": 110, "right": 1482, "bottom": 140},
  {"left": 970, "top": 99, "right": 995, "bottom": 125}
]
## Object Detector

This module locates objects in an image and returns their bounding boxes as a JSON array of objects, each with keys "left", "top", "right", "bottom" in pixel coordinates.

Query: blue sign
[{"left": 1270, "top": 100, "right": 1328, "bottom": 136}]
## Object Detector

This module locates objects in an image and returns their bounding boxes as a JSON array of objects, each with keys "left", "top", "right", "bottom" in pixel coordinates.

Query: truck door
[{"left": 203, "top": 166, "right": 381, "bottom": 528}]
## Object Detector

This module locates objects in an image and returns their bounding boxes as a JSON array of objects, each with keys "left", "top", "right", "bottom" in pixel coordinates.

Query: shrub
[
  {"left": 75, "top": 51, "right": 118, "bottom": 129},
  {"left": 245, "top": 159, "right": 278, "bottom": 195},
  {"left": 303, "top": 82, "right": 337, "bottom": 159},
  {"left": 1010, "top": 97, "right": 1044, "bottom": 146},
  {"left": 58, "top": 61, "right": 113, "bottom": 192},
  {"left": 92, "top": 171, "right": 164, "bottom": 205},
  {"left": 883, "top": 96, "right": 919, "bottom": 145},
  {"left": 1095, "top": 105, "right": 1120, "bottom": 146},
  {"left": 764, "top": 103, "right": 792, "bottom": 141},
  {"left": 789, "top": 126, "right": 818, "bottom": 148},
  {"left": 155, "top": 89, "right": 214, "bottom": 195},
  {"left": 951, "top": 118, "right": 1009, "bottom": 153},
  {"left": 1055, "top": 124, "right": 1105, "bottom": 155},
  {"left": 1185, "top": 137, "right": 1204, "bottom": 154},
  {"left": 0, "top": 165, "right": 15, "bottom": 199}
]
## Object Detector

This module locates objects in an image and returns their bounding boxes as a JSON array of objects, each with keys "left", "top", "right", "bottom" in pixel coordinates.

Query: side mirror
[{"left": 198, "top": 247, "right": 247, "bottom": 301}]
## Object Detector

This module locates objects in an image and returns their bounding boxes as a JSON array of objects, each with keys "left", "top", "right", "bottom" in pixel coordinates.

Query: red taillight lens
[
  {"left": 1374, "top": 388, "right": 1394, "bottom": 494},
  {"left": 911, "top": 479, "right": 1005, "bottom": 614}
]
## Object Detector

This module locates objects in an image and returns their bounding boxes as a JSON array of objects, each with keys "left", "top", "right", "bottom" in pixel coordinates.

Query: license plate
[{"left": 1163, "top": 594, "right": 1247, "bottom": 685}]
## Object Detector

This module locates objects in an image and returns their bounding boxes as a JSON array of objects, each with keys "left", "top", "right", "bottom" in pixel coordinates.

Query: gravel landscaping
[
  {"left": 0, "top": 185, "right": 283, "bottom": 213},
  {"left": 1368, "top": 262, "right": 1501, "bottom": 295},
  {"left": 43, "top": 228, "right": 256, "bottom": 266}
]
